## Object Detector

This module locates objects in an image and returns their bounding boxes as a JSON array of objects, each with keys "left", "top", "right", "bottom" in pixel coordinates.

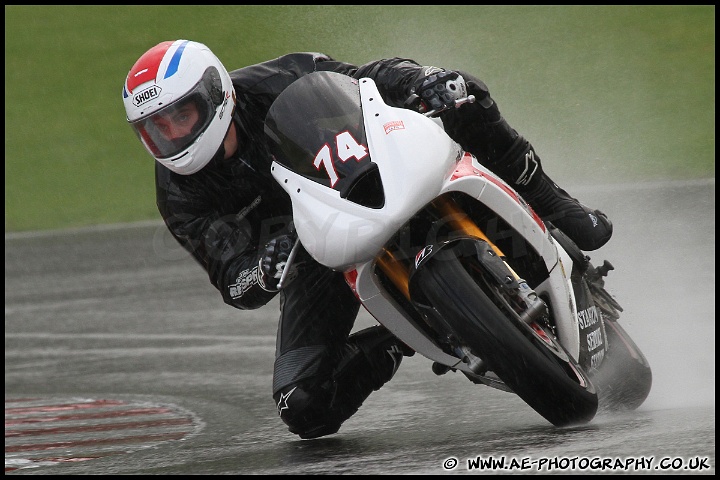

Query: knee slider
[{"left": 273, "top": 381, "right": 344, "bottom": 439}]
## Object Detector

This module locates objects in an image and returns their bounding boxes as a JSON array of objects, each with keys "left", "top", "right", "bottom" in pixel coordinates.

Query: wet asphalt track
[{"left": 5, "top": 179, "right": 715, "bottom": 475}]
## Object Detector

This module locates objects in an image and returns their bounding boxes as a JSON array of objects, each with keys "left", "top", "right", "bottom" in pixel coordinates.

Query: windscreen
[{"left": 264, "top": 71, "right": 376, "bottom": 196}]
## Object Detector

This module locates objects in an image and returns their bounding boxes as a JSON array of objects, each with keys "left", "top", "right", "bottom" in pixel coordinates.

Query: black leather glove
[
  {"left": 405, "top": 68, "right": 468, "bottom": 113},
  {"left": 258, "top": 234, "right": 297, "bottom": 292}
]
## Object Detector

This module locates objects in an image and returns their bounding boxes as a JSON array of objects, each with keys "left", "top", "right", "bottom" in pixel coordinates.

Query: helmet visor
[{"left": 130, "top": 67, "right": 224, "bottom": 160}]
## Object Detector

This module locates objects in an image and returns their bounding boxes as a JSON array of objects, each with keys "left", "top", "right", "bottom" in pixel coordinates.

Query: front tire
[{"left": 418, "top": 255, "right": 598, "bottom": 426}]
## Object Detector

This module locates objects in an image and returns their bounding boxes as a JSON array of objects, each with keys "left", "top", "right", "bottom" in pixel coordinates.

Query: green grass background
[{"left": 5, "top": 5, "right": 715, "bottom": 232}]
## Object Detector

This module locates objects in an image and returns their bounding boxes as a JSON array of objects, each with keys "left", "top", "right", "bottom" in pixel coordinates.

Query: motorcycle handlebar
[{"left": 276, "top": 235, "right": 301, "bottom": 290}]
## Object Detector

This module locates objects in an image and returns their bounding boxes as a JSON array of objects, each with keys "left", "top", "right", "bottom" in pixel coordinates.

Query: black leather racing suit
[{"left": 155, "top": 53, "right": 520, "bottom": 438}]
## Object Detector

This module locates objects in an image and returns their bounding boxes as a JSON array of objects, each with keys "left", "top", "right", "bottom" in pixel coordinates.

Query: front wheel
[{"left": 417, "top": 255, "right": 598, "bottom": 427}]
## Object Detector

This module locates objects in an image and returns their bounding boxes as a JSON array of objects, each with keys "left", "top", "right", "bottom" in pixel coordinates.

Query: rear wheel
[
  {"left": 591, "top": 320, "right": 652, "bottom": 411},
  {"left": 418, "top": 255, "right": 598, "bottom": 427}
]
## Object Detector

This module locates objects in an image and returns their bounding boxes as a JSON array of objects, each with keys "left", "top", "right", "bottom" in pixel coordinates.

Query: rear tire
[
  {"left": 418, "top": 255, "right": 598, "bottom": 426},
  {"left": 591, "top": 320, "right": 652, "bottom": 412}
]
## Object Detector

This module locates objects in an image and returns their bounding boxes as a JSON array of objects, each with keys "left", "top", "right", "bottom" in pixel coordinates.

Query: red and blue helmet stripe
[{"left": 123, "top": 40, "right": 190, "bottom": 98}]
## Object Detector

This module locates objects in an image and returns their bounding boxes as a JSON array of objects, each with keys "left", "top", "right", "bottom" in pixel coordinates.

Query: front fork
[{"left": 376, "top": 195, "right": 545, "bottom": 325}]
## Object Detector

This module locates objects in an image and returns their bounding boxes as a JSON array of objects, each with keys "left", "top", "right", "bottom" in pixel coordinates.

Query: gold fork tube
[
  {"left": 376, "top": 249, "right": 411, "bottom": 300},
  {"left": 433, "top": 195, "right": 521, "bottom": 280},
  {"left": 375, "top": 195, "right": 519, "bottom": 301},
  {"left": 431, "top": 196, "right": 505, "bottom": 257}
]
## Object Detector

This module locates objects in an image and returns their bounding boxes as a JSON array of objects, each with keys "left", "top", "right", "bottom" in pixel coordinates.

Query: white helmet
[{"left": 122, "top": 40, "right": 235, "bottom": 175}]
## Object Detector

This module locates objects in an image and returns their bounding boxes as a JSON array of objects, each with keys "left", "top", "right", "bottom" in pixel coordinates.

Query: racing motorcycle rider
[{"left": 122, "top": 40, "right": 613, "bottom": 439}]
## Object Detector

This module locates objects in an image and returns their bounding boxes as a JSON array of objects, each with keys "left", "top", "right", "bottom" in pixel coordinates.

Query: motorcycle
[{"left": 263, "top": 71, "right": 652, "bottom": 427}]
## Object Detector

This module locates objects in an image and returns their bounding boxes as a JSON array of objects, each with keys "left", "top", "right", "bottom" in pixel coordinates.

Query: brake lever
[{"left": 423, "top": 95, "right": 476, "bottom": 118}]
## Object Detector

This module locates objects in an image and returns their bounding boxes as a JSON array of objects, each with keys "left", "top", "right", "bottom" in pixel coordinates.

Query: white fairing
[
  {"left": 271, "top": 76, "right": 582, "bottom": 363},
  {"left": 272, "top": 78, "right": 461, "bottom": 270}
]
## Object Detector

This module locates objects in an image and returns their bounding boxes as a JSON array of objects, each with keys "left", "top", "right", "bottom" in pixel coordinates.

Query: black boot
[{"left": 490, "top": 136, "right": 613, "bottom": 251}]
